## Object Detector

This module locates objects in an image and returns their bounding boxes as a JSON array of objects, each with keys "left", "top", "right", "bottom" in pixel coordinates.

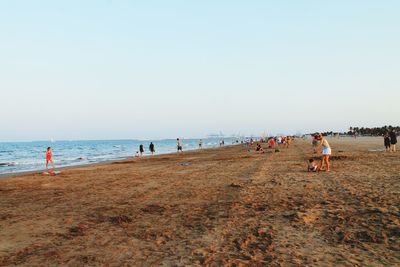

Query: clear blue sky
[{"left": 1, "top": 1, "right": 399, "bottom": 141}]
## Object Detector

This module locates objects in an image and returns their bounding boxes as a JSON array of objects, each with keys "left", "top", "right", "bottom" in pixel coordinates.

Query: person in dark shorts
[
  {"left": 149, "top": 142, "right": 155, "bottom": 155},
  {"left": 384, "top": 133, "right": 391, "bottom": 152},
  {"left": 177, "top": 138, "right": 183, "bottom": 152},
  {"left": 139, "top": 144, "right": 144, "bottom": 156},
  {"left": 389, "top": 130, "right": 397, "bottom": 152}
]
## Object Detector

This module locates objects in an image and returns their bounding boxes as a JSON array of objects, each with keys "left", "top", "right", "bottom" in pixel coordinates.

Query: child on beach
[
  {"left": 384, "top": 133, "right": 391, "bottom": 152},
  {"left": 135, "top": 151, "right": 140, "bottom": 157},
  {"left": 46, "top": 147, "right": 55, "bottom": 170},
  {"left": 307, "top": 159, "right": 318, "bottom": 172}
]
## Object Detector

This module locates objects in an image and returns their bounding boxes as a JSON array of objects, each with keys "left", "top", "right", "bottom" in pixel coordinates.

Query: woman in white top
[{"left": 316, "top": 134, "right": 331, "bottom": 172}]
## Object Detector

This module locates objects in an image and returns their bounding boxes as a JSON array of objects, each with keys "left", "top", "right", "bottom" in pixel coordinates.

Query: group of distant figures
[
  {"left": 43, "top": 131, "right": 397, "bottom": 174},
  {"left": 383, "top": 130, "right": 397, "bottom": 152},
  {"left": 135, "top": 138, "right": 201, "bottom": 157},
  {"left": 248, "top": 136, "right": 293, "bottom": 154},
  {"left": 244, "top": 134, "right": 331, "bottom": 172},
  {"left": 135, "top": 142, "right": 156, "bottom": 157}
]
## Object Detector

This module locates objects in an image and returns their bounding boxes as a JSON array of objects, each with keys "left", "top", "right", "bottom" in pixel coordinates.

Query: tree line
[
  {"left": 348, "top": 126, "right": 399, "bottom": 136},
  {"left": 316, "top": 126, "right": 399, "bottom": 137}
]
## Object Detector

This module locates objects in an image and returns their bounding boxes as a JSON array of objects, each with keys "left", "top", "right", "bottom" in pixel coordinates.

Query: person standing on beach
[
  {"left": 149, "top": 142, "right": 155, "bottom": 155},
  {"left": 199, "top": 139, "right": 203, "bottom": 149},
  {"left": 389, "top": 130, "right": 397, "bottom": 152},
  {"left": 384, "top": 133, "right": 391, "bottom": 152},
  {"left": 316, "top": 134, "right": 331, "bottom": 172},
  {"left": 277, "top": 136, "right": 282, "bottom": 146},
  {"left": 288, "top": 136, "right": 293, "bottom": 147},
  {"left": 177, "top": 138, "right": 183, "bottom": 153},
  {"left": 139, "top": 144, "right": 144, "bottom": 156},
  {"left": 45, "top": 147, "right": 55, "bottom": 170},
  {"left": 284, "top": 136, "right": 291, "bottom": 148}
]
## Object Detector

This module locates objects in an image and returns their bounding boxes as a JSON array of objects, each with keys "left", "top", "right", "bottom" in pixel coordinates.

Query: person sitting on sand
[
  {"left": 389, "top": 130, "right": 397, "bottom": 152},
  {"left": 384, "top": 133, "right": 391, "bottom": 152},
  {"left": 316, "top": 134, "right": 331, "bottom": 172},
  {"left": 255, "top": 144, "right": 264, "bottom": 153},
  {"left": 45, "top": 147, "right": 55, "bottom": 170},
  {"left": 307, "top": 159, "right": 318, "bottom": 172},
  {"left": 135, "top": 151, "right": 140, "bottom": 157}
]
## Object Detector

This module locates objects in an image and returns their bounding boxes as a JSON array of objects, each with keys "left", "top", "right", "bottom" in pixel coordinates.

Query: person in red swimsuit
[
  {"left": 268, "top": 137, "right": 276, "bottom": 148},
  {"left": 46, "top": 147, "right": 55, "bottom": 170}
]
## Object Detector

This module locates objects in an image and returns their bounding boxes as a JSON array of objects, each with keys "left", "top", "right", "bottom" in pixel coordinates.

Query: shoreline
[
  {"left": 0, "top": 144, "right": 237, "bottom": 180},
  {"left": 0, "top": 136, "right": 382, "bottom": 179}
]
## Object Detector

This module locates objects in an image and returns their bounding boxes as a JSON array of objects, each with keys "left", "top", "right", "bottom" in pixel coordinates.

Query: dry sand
[{"left": 0, "top": 137, "right": 399, "bottom": 266}]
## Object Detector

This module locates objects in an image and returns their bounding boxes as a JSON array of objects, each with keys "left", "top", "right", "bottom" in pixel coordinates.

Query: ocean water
[{"left": 0, "top": 138, "right": 237, "bottom": 175}]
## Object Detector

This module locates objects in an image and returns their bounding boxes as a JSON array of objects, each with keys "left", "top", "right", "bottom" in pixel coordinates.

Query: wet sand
[{"left": 0, "top": 137, "right": 399, "bottom": 266}]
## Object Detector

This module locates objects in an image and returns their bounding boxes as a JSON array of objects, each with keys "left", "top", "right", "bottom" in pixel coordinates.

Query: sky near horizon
[{"left": 1, "top": 1, "right": 399, "bottom": 141}]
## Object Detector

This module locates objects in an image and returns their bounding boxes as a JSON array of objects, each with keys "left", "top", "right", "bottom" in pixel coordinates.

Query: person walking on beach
[
  {"left": 384, "top": 133, "right": 391, "bottom": 152},
  {"left": 199, "top": 139, "right": 203, "bottom": 149},
  {"left": 149, "top": 142, "right": 155, "bottom": 155},
  {"left": 389, "top": 130, "right": 397, "bottom": 152},
  {"left": 139, "top": 144, "right": 144, "bottom": 156},
  {"left": 177, "top": 138, "right": 183, "bottom": 153},
  {"left": 45, "top": 147, "right": 55, "bottom": 170},
  {"left": 316, "top": 134, "right": 331, "bottom": 172}
]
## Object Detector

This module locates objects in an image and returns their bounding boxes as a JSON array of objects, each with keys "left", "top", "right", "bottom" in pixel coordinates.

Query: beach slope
[{"left": 0, "top": 138, "right": 399, "bottom": 266}]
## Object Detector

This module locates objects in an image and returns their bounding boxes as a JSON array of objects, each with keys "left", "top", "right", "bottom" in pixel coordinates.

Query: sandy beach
[{"left": 0, "top": 137, "right": 399, "bottom": 266}]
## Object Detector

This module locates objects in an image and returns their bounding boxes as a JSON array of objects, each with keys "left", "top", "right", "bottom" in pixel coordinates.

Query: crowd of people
[
  {"left": 243, "top": 133, "right": 332, "bottom": 172},
  {"left": 43, "top": 131, "right": 397, "bottom": 175}
]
